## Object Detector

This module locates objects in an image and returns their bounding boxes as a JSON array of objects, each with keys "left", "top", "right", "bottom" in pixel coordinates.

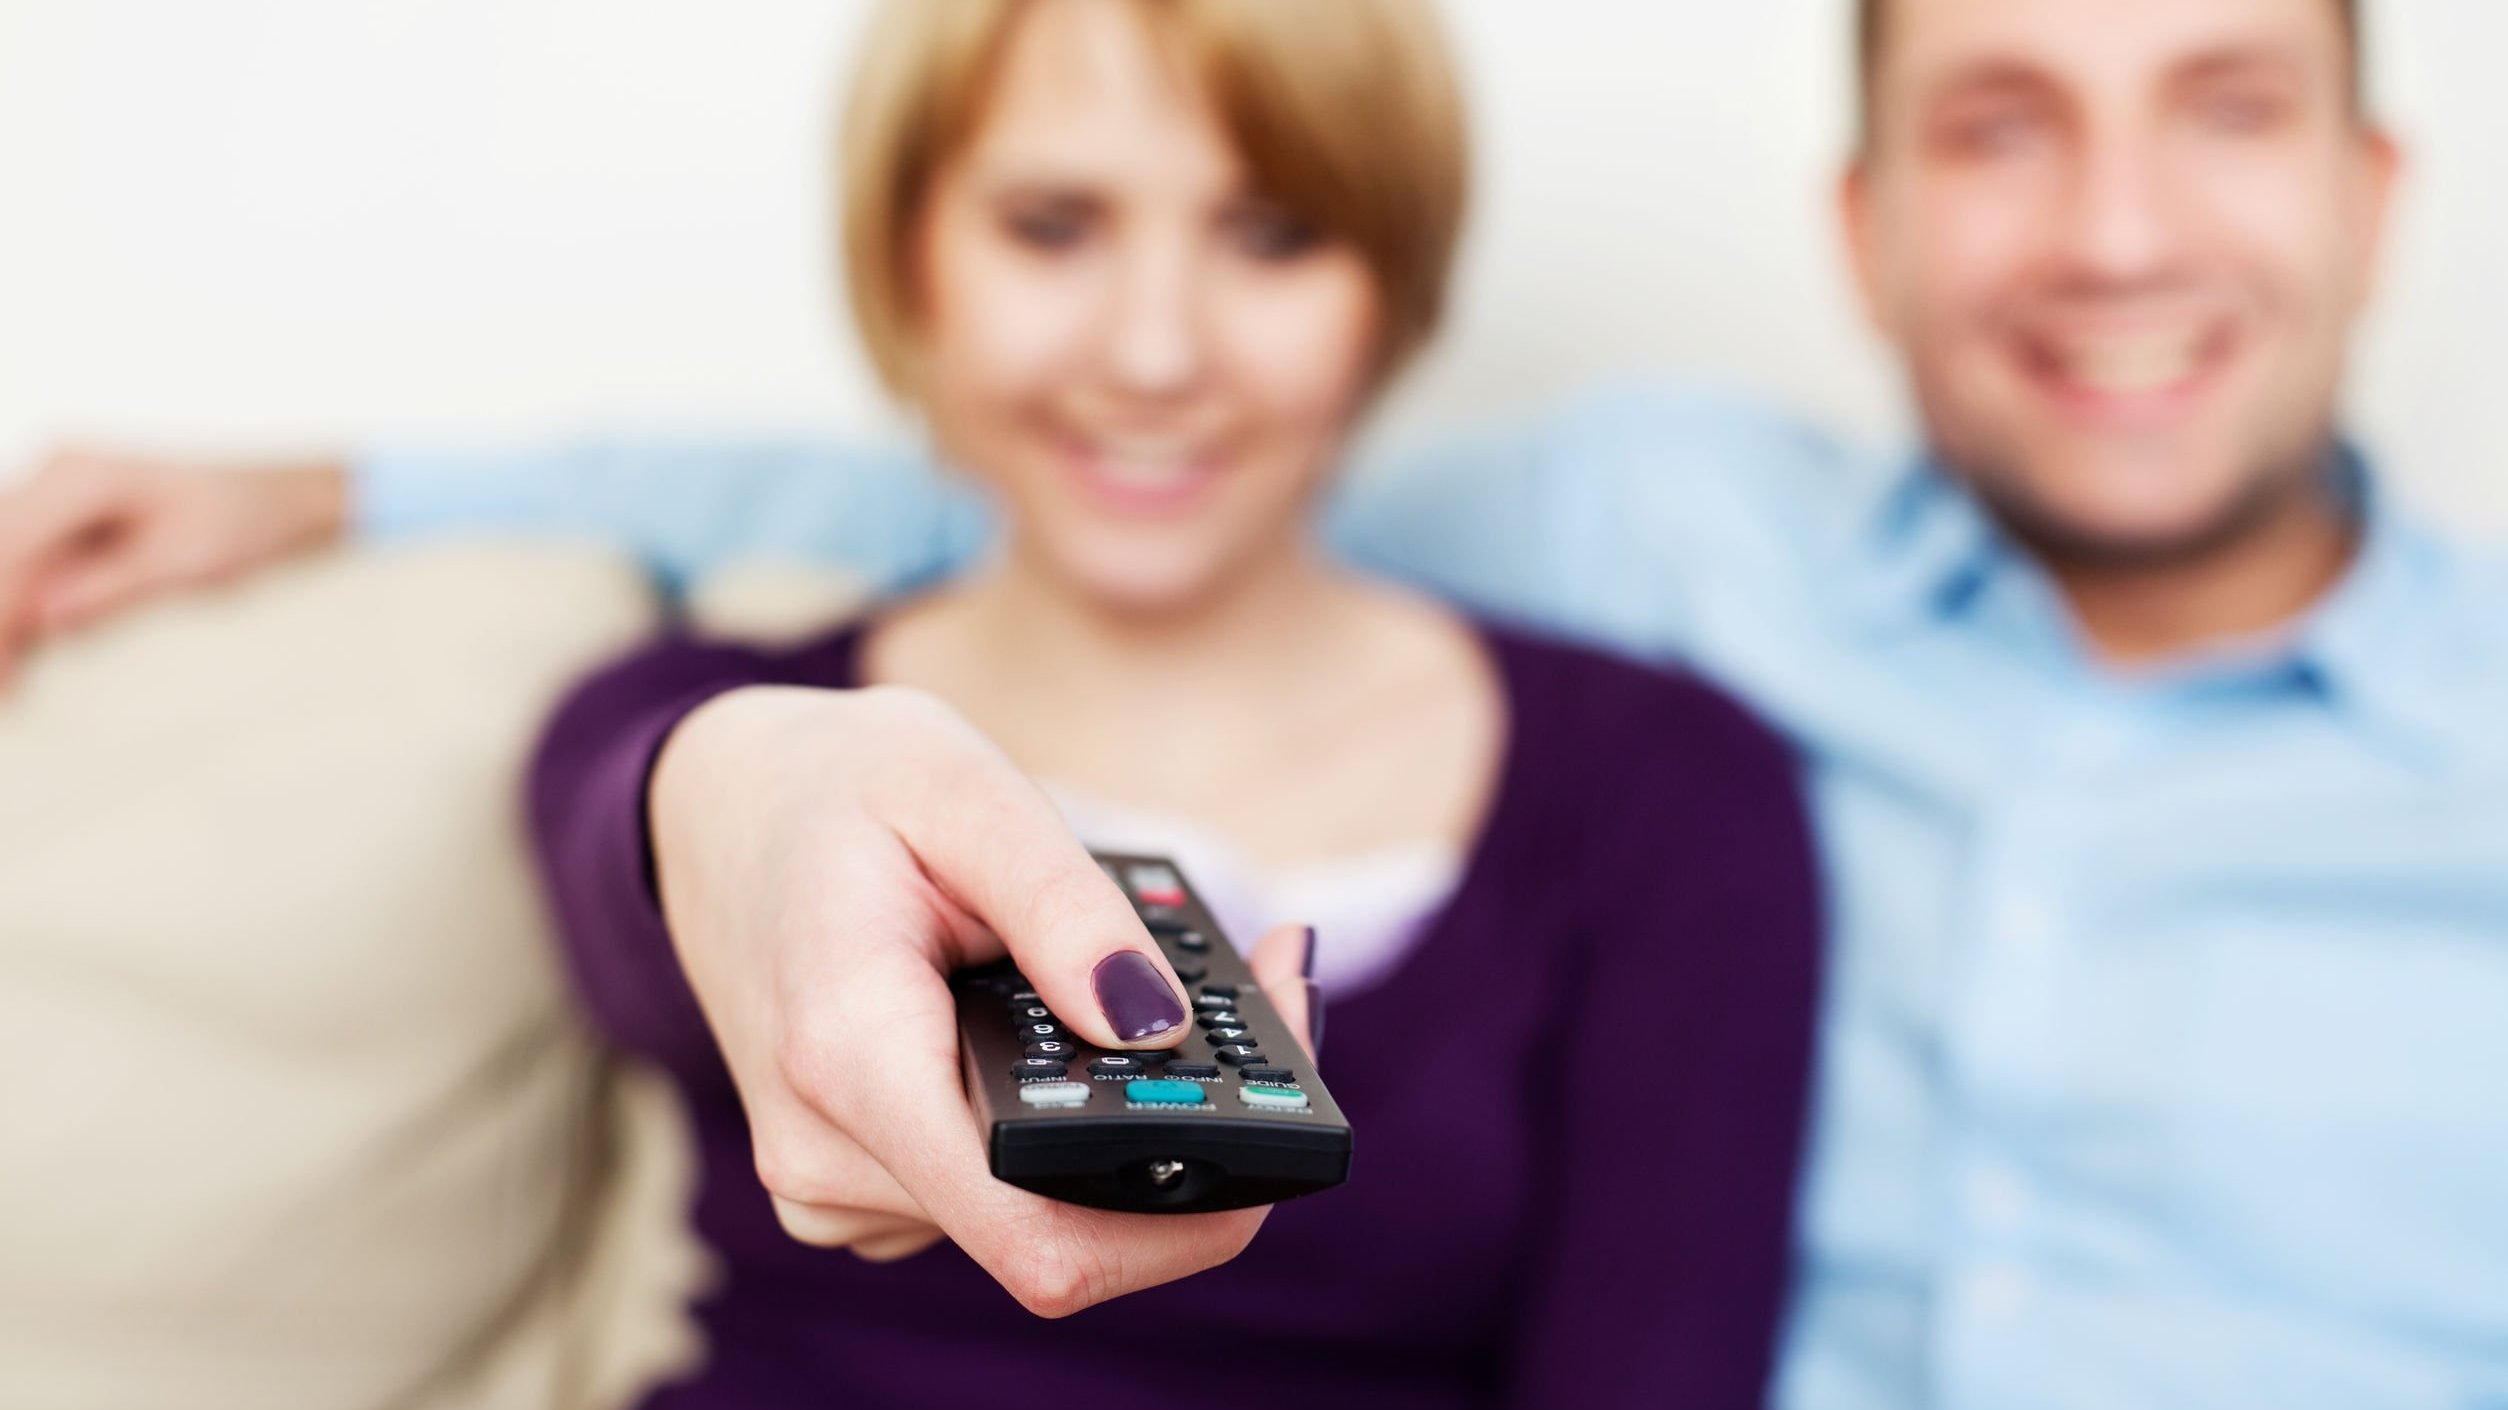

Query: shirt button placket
[{"left": 1937, "top": 785, "right": 2074, "bottom": 1410}]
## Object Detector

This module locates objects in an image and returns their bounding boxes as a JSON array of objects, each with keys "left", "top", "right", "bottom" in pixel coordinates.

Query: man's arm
[
  {"left": 356, "top": 436, "right": 996, "bottom": 596},
  {"left": 1331, "top": 382, "right": 1852, "bottom": 666},
  {"left": 2, "top": 381, "right": 1843, "bottom": 683}
]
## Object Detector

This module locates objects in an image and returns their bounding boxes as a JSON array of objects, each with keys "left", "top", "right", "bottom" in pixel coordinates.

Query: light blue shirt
[{"left": 361, "top": 385, "right": 2508, "bottom": 1408}]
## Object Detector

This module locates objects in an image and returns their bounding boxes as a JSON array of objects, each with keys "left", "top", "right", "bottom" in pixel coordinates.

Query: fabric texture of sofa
[{"left": 0, "top": 541, "right": 724, "bottom": 1410}]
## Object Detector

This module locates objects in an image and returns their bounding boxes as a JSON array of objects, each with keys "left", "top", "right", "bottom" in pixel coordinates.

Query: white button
[
  {"left": 2057, "top": 716, "right": 2136, "bottom": 771},
  {"left": 1993, "top": 892, "right": 2058, "bottom": 953},
  {"left": 1238, "top": 1085, "right": 1309, "bottom": 1110},
  {"left": 1019, "top": 1082, "right": 1091, "bottom": 1107},
  {"left": 1968, "top": 1265, "right": 2033, "bottom": 1319},
  {"left": 1965, "top": 1166, "right": 2028, "bottom": 1229}
]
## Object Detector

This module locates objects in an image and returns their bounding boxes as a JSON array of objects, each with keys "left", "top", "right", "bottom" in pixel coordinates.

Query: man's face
[{"left": 1848, "top": 0, "right": 2398, "bottom": 563}]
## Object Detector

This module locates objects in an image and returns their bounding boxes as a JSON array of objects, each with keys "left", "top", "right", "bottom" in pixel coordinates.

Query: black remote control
[{"left": 952, "top": 853, "right": 1352, "bottom": 1214}]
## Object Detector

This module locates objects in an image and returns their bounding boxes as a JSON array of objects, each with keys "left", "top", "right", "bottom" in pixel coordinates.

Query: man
[{"left": 4, "top": 0, "right": 2503, "bottom": 1403}]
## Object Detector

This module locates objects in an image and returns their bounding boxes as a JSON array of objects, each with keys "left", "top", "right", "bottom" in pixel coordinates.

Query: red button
[{"left": 1128, "top": 864, "right": 1186, "bottom": 907}]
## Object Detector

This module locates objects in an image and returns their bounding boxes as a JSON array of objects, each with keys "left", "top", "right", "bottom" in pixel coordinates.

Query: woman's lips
[{"left": 1057, "top": 434, "right": 1227, "bottom": 517}]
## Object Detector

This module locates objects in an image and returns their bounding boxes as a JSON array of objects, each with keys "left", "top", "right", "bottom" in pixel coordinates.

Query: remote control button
[
  {"left": 1238, "top": 1085, "right": 1310, "bottom": 1109},
  {"left": 1010, "top": 1003, "right": 1054, "bottom": 1022},
  {"left": 1003, "top": 989, "right": 1040, "bottom": 1006},
  {"left": 1124, "top": 1079, "right": 1206, "bottom": 1105},
  {"left": 1238, "top": 1066, "right": 1297, "bottom": 1085},
  {"left": 1012, "top": 1059, "right": 1068, "bottom": 1081},
  {"left": 1170, "top": 961, "right": 1207, "bottom": 985},
  {"left": 1193, "top": 993, "right": 1237, "bottom": 1012},
  {"left": 1024, "top": 1040, "right": 1075, "bottom": 1059},
  {"left": 1198, "top": 983, "right": 1239, "bottom": 999},
  {"left": 1162, "top": 1062, "right": 1220, "bottom": 1080},
  {"left": 1195, "top": 1011, "right": 1244, "bottom": 1029},
  {"left": 1170, "top": 930, "right": 1211, "bottom": 952},
  {"left": 1126, "top": 864, "right": 1187, "bottom": 907},
  {"left": 1016, "top": 1025, "right": 1067, "bottom": 1047},
  {"left": 1213, "top": 1046, "right": 1266, "bottom": 1066},
  {"left": 1088, "top": 1055, "right": 1150, "bottom": 1078},
  {"left": 1205, "top": 1026, "right": 1255, "bottom": 1045},
  {"left": 1020, "top": 1082, "right": 1091, "bottom": 1107}
]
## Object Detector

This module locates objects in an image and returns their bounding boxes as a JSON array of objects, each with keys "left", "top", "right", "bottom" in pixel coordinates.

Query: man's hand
[
  {"left": 0, "top": 447, "right": 348, "bottom": 687},
  {"left": 649, "top": 684, "right": 1315, "bottom": 1313}
]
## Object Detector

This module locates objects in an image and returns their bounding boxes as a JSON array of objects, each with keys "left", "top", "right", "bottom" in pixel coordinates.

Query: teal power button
[{"left": 1125, "top": 1079, "right": 1207, "bottom": 1105}]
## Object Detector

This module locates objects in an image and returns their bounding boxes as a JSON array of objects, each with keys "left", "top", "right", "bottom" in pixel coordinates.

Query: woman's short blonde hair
[{"left": 838, "top": 0, "right": 1470, "bottom": 400}]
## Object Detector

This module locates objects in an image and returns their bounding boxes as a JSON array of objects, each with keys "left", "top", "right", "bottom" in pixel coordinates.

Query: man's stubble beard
[{"left": 1961, "top": 435, "right": 2346, "bottom": 579}]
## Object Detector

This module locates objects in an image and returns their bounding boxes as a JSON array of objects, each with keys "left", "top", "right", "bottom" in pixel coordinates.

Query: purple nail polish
[
  {"left": 1091, "top": 950, "right": 1184, "bottom": 1043},
  {"left": 1300, "top": 925, "right": 1319, "bottom": 980}
]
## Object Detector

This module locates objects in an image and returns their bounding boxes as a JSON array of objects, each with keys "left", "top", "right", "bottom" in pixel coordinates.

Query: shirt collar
[
  {"left": 2290, "top": 459, "right": 2472, "bottom": 758},
  {"left": 1847, "top": 442, "right": 2475, "bottom": 760},
  {"left": 1845, "top": 454, "right": 2024, "bottom": 635}
]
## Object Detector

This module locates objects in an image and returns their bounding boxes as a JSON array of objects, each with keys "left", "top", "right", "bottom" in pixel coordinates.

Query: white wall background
[{"left": 2, "top": 0, "right": 2501, "bottom": 536}]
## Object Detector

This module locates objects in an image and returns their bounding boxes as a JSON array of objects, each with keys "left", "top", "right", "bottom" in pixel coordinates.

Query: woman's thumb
[{"left": 1248, "top": 923, "right": 1323, "bottom": 1061}]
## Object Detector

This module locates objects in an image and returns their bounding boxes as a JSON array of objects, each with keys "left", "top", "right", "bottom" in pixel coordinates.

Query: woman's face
[{"left": 910, "top": 0, "right": 1385, "bottom": 614}]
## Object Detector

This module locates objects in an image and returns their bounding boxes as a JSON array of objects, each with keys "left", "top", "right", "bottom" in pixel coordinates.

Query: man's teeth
[
  {"left": 1090, "top": 440, "right": 1204, "bottom": 487},
  {"left": 2054, "top": 333, "right": 2204, "bottom": 395}
]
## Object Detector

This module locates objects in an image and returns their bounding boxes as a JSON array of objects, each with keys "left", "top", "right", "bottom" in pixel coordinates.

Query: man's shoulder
[
  {"left": 2367, "top": 512, "right": 2508, "bottom": 766},
  {"left": 1534, "top": 377, "right": 1851, "bottom": 477},
  {"left": 2433, "top": 534, "right": 2508, "bottom": 683}
]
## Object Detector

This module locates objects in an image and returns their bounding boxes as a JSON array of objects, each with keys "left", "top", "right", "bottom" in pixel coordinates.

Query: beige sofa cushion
[{"left": 0, "top": 542, "right": 704, "bottom": 1410}]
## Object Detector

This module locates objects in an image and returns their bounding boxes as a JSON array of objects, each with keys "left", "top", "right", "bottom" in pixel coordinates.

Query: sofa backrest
[{"left": 0, "top": 541, "right": 703, "bottom": 1410}]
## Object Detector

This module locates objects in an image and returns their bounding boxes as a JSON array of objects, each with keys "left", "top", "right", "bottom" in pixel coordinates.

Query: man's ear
[
  {"left": 2347, "top": 124, "right": 2406, "bottom": 315},
  {"left": 1838, "top": 157, "right": 1894, "bottom": 339}
]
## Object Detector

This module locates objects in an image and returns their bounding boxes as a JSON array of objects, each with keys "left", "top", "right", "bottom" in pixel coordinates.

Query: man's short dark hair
[{"left": 1854, "top": 0, "right": 2367, "bottom": 139}]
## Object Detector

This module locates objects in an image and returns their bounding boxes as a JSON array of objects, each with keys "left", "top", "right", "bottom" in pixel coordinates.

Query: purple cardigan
[{"left": 529, "top": 623, "right": 1821, "bottom": 1410}]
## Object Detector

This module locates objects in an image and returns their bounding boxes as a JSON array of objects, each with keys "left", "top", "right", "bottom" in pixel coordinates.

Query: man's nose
[
  {"left": 2057, "top": 125, "right": 2191, "bottom": 286},
  {"left": 1102, "top": 237, "right": 1209, "bottom": 398}
]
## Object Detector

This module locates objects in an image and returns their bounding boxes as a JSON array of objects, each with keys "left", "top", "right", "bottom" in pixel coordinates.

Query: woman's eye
[
  {"left": 1223, "top": 204, "right": 1325, "bottom": 262},
  {"left": 1001, "top": 205, "right": 1093, "bottom": 252}
]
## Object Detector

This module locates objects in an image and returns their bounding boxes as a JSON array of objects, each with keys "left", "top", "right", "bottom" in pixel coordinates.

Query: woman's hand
[
  {"left": 649, "top": 683, "right": 1315, "bottom": 1313},
  {"left": 0, "top": 447, "right": 348, "bottom": 687}
]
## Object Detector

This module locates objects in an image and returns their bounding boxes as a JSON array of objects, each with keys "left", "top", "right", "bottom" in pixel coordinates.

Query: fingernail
[
  {"left": 1303, "top": 979, "right": 1326, "bottom": 1056},
  {"left": 1300, "top": 925, "right": 1318, "bottom": 980},
  {"left": 1091, "top": 950, "right": 1184, "bottom": 1043}
]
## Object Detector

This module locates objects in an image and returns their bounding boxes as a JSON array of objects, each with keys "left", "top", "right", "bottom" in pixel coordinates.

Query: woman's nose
[{"left": 1101, "top": 237, "right": 1209, "bottom": 398}]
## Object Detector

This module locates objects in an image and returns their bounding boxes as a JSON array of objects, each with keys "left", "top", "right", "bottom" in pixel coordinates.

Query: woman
[{"left": 534, "top": 0, "right": 1818, "bottom": 1404}]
